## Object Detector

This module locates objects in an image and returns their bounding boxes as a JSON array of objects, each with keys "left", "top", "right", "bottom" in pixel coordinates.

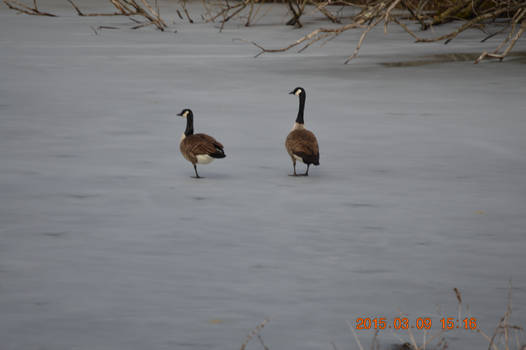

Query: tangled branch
[
  {"left": 249, "top": 0, "right": 526, "bottom": 64},
  {"left": 205, "top": 0, "right": 268, "bottom": 31},
  {"left": 67, "top": 0, "right": 167, "bottom": 30},
  {"left": 251, "top": 0, "right": 399, "bottom": 63},
  {"left": 205, "top": 0, "right": 341, "bottom": 31}
]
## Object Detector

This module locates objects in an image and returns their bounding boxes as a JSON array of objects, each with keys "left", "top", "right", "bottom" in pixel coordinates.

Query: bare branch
[
  {"left": 66, "top": 0, "right": 167, "bottom": 30},
  {"left": 180, "top": 0, "right": 194, "bottom": 23},
  {"left": 3, "top": 0, "right": 56, "bottom": 16},
  {"left": 345, "top": 16, "right": 383, "bottom": 63},
  {"left": 67, "top": 0, "right": 126, "bottom": 16},
  {"left": 240, "top": 319, "right": 269, "bottom": 350}
]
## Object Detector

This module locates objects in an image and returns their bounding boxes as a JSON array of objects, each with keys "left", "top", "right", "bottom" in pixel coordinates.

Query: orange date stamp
[{"left": 355, "top": 317, "right": 478, "bottom": 330}]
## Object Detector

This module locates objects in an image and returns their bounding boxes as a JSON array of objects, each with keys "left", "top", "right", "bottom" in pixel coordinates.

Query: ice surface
[{"left": 1, "top": 1, "right": 525, "bottom": 349}]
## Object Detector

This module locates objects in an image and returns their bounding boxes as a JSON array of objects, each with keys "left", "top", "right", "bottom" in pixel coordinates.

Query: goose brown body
[
  {"left": 180, "top": 133, "right": 225, "bottom": 164},
  {"left": 286, "top": 125, "right": 319, "bottom": 166}
]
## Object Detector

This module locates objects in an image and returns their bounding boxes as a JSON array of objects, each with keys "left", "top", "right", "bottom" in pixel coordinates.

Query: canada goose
[
  {"left": 285, "top": 87, "right": 320, "bottom": 176},
  {"left": 177, "top": 108, "right": 225, "bottom": 178}
]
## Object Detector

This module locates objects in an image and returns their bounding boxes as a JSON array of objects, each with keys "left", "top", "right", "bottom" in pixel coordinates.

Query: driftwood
[{"left": 3, "top": 0, "right": 56, "bottom": 16}]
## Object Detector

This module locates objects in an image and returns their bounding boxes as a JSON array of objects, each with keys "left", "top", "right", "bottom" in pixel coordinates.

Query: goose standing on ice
[
  {"left": 285, "top": 87, "right": 320, "bottom": 176},
  {"left": 177, "top": 108, "right": 225, "bottom": 178}
]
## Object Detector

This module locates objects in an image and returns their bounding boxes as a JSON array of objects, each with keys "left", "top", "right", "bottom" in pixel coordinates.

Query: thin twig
[
  {"left": 67, "top": 0, "right": 135, "bottom": 16},
  {"left": 3, "top": 0, "right": 56, "bottom": 16},
  {"left": 240, "top": 319, "right": 269, "bottom": 350},
  {"left": 345, "top": 15, "right": 384, "bottom": 63},
  {"left": 180, "top": 0, "right": 194, "bottom": 23},
  {"left": 257, "top": 334, "right": 269, "bottom": 350}
]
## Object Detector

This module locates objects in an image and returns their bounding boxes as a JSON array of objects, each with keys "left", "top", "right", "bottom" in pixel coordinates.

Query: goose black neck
[
  {"left": 184, "top": 115, "right": 194, "bottom": 136},
  {"left": 295, "top": 94, "right": 306, "bottom": 124}
]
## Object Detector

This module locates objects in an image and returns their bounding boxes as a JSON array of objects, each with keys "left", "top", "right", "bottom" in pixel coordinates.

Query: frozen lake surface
[{"left": 1, "top": 1, "right": 525, "bottom": 349}]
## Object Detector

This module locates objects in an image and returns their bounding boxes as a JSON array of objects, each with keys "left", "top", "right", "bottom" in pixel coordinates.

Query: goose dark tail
[
  {"left": 210, "top": 146, "right": 226, "bottom": 159},
  {"left": 309, "top": 154, "right": 320, "bottom": 166},
  {"left": 210, "top": 152, "right": 226, "bottom": 159},
  {"left": 297, "top": 152, "right": 319, "bottom": 165}
]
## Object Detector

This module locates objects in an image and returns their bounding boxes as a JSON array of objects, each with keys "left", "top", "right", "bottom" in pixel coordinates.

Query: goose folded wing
[
  {"left": 293, "top": 146, "right": 318, "bottom": 160},
  {"left": 189, "top": 134, "right": 224, "bottom": 156},
  {"left": 290, "top": 138, "right": 318, "bottom": 157}
]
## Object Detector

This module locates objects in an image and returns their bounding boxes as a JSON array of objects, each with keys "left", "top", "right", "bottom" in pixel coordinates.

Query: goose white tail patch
[{"left": 196, "top": 154, "right": 214, "bottom": 164}]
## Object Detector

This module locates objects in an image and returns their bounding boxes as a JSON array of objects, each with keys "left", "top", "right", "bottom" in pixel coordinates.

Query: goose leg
[
  {"left": 193, "top": 164, "right": 200, "bottom": 178},
  {"left": 305, "top": 164, "right": 310, "bottom": 176},
  {"left": 291, "top": 159, "right": 297, "bottom": 176}
]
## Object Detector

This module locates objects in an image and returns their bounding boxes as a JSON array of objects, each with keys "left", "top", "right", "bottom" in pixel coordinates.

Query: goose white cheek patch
[{"left": 295, "top": 89, "right": 302, "bottom": 96}]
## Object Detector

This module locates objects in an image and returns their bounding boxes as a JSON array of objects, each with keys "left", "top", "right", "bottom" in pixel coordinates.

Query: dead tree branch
[
  {"left": 475, "top": 11, "right": 526, "bottom": 63},
  {"left": 309, "top": 0, "right": 341, "bottom": 24},
  {"left": 250, "top": 0, "right": 392, "bottom": 63},
  {"left": 248, "top": 0, "right": 526, "bottom": 64},
  {"left": 240, "top": 319, "right": 269, "bottom": 350},
  {"left": 411, "top": 5, "right": 524, "bottom": 44},
  {"left": 180, "top": 0, "right": 194, "bottom": 23},
  {"left": 286, "top": 0, "right": 307, "bottom": 27},
  {"left": 66, "top": 0, "right": 167, "bottom": 30},
  {"left": 3, "top": 0, "right": 56, "bottom": 16},
  {"left": 67, "top": 0, "right": 128, "bottom": 16},
  {"left": 206, "top": 0, "right": 340, "bottom": 30}
]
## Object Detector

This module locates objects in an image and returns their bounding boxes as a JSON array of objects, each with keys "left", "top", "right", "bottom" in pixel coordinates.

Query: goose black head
[
  {"left": 177, "top": 109, "right": 193, "bottom": 118},
  {"left": 289, "top": 87, "right": 305, "bottom": 97}
]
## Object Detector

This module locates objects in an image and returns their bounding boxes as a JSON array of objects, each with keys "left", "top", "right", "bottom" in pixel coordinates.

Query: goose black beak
[
  {"left": 177, "top": 112, "right": 183, "bottom": 116},
  {"left": 289, "top": 91, "right": 294, "bottom": 95}
]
